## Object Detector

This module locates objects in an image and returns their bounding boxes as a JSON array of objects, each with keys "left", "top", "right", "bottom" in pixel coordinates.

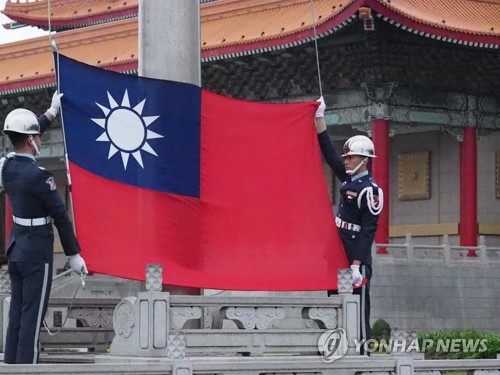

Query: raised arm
[
  {"left": 38, "top": 92, "right": 63, "bottom": 134},
  {"left": 314, "top": 98, "right": 348, "bottom": 182}
]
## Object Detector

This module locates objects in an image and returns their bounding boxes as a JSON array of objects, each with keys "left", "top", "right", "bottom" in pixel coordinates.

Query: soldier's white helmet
[
  {"left": 3, "top": 108, "right": 40, "bottom": 135},
  {"left": 342, "top": 135, "right": 376, "bottom": 158}
]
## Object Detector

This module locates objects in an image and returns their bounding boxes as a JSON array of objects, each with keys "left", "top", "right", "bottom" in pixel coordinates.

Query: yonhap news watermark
[
  {"left": 317, "top": 329, "right": 349, "bottom": 362},
  {"left": 318, "top": 329, "right": 489, "bottom": 362}
]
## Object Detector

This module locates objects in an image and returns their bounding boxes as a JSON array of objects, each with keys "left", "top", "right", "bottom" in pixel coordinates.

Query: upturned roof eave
[
  {"left": 3, "top": 0, "right": 500, "bottom": 46},
  {"left": 201, "top": 0, "right": 360, "bottom": 61},
  {"left": 3, "top": 8, "right": 138, "bottom": 30},
  {"left": 0, "top": 61, "right": 138, "bottom": 96},
  {"left": 203, "top": 0, "right": 500, "bottom": 60},
  {"left": 366, "top": 0, "right": 500, "bottom": 48}
]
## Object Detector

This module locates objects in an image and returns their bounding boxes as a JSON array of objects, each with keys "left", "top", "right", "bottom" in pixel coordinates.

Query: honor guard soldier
[
  {"left": 0, "top": 92, "right": 87, "bottom": 364},
  {"left": 314, "top": 97, "right": 383, "bottom": 350}
]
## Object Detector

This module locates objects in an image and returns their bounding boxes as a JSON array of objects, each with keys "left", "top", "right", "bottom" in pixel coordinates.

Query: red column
[
  {"left": 460, "top": 126, "right": 477, "bottom": 255},
  {"left": 371, "top": 119, "right": 390, "bottom": 254}
]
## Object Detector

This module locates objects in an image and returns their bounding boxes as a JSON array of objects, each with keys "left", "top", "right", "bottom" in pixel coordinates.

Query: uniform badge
[
  {"left": 46, "top": 177, "right": 57, "bottom": 191},
  {"left": 346, "top": 190, "right": 358, "bottom": 197}
]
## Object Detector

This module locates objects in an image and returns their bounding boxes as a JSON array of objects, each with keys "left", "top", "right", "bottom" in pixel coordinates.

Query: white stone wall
[
  {"left": 389, "top": 130, "right": 461, "bottom": 245},
  {"left": 371, "top": 262, "right": 500, "bottom": 332}
]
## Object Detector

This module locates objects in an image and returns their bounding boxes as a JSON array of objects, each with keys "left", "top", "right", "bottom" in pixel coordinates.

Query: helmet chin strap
[
  {"left": 29, "top": 135, "right": 40, "bottom": 156},
  {"left": 346, "top": 157, "right": 368, "bottom": 176}
]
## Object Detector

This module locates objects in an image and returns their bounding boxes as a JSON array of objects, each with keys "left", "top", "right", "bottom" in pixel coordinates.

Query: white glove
[
  {"left": 350, "top": 264, "right": 363, "bottom": 287},
  {"left": 69, "top": 254, "right": 88, "bottom": 275},
  {"left": 315, "top": 96, "right": 326, "bottom": 118},
  {"left": 47, "top": 91, "right": 64, "bottom": 117}
]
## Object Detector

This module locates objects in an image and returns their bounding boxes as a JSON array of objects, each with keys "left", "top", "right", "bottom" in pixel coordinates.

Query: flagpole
[
  {"left": 138, "top": 0, "right": 201, "bottom": 298},
  {"left": 47, "top": 1, "right": 77, "bottom": 235},
  {"left": 139, "top": 0, "right": 200, "bottom": 85}
]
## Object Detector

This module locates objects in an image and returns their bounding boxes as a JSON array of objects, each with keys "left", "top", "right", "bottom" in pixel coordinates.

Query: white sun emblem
[{"left": 91, "top": 90, "right": 163, "bottom": 169}]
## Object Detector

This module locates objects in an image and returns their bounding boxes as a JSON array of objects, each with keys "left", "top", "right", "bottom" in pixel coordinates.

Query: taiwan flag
[{"left": 58, "top": 54, "right": 348, "bottom": 290}]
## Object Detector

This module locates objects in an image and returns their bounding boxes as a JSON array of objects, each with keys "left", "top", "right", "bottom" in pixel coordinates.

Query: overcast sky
[{"left": 0, "top": 0, "right": 49, "bottom": 45}]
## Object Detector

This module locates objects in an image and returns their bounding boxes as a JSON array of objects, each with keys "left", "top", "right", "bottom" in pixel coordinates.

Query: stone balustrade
[
  {"left": 0, "top": 266, "right": 498, "bottom": 374},
  {"left": 39, "top": 297, "right": 118, "bottom": 352},
  {"left": 109, "top": 266, "right": 360, "bottom": 358},
  {"left": 373, "top": 234, "right": 500, "bottom": 264}
]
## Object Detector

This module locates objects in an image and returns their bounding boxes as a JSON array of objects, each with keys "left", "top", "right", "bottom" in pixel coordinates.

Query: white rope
[
  {"left": 43, "top": 281, "right": 82, "bottom": 336},
  {"left": 309, "top": 0, "right": 323, "bottom": 97},
  {"left": 357, "top": 186, "right": 384, "bottom": 216},
  {"left": 43, "top": 270, "right": 86, "bottom": 336},
  {"left": 47, "top": 0, "right": 51, "bottom": 39}
]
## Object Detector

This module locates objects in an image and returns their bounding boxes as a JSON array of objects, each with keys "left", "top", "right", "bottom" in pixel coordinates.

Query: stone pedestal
[{"left": 110, "top": 264, "right": 185, "bottom": 358}]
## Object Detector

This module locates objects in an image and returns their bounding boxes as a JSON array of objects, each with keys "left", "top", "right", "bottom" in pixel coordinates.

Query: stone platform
[{"left": 0, "top": 353, "right": 499, "bottom": 374}]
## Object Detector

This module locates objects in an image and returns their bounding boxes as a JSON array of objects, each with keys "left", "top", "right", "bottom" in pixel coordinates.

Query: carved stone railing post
[
  {"left": 337, "top": 268, "right": 353, "bottom": 295},
  {"left": 0, "top": 269, "right": 11, "bottom": 353},
  {"left": 478, "top": 236, "right": 488, "bottom": 265},
  {"left": 405, "top": 234, "right": 414, "bottom": 262},
  {"left": 371, "top": 242, "right": 378, "bottom": 260},
  {"left": 342, "top": 294, "right": 360, "bottom": 356},
  {"left": 0, "top": 270, "right": 10, "bottom": 295},
  {"left": 337, "top": 268, "right": 359, "bottom": 355},
  {"left": 390, "top": 329, "right": 418, "bottom": 356},
  {"left": 110, "top": 264, "right": 185, "bottom": 359},
  {"left": 0, "top": 296, "right": 9, "bottom": 353},
  {"left": 443, "top": 235, "right": 451, "bottom": 265},
  {"left": 395, "top": 356, "right": 415, "bottom": 375},
  {"left": 144, "top": 264, "right": 163, "bottom": 291}
]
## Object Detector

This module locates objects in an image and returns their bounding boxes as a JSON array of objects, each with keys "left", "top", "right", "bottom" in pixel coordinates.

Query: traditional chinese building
[{"left": 1, "top": 0, "right": 499, "bottom": 256}]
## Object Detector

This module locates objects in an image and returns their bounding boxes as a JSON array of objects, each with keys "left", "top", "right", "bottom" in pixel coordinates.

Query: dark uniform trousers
[
  {"left": 1, "top": 115, "right": 81, "bottom": 364},
  {"left": 354, "top": 264, "right": 372, "bottom": 347},
  {"left": 329, "top": 263, "right": 372, "bottom": 354},
  {"left": 5, "top": 258, "right": 53, "bottom": 364},
  {"left": 318, "top": 131, "right": 382, "bottom": 354}
]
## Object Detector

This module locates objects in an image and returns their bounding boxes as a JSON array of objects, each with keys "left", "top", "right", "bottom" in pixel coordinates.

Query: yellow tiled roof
[
  {"left": 1, "top": 0, "right": 499, "bottom": 94},
  {"left": 378, "top": 0, "right": 500, "bottom": 37},
  {"left": 4, "top": 0, "right": 499, "bottom": 38},
  {"left": 3, "top": 0, "right": 138, "bottom": 26},
  {"left": 0, "top": 18, "right": 138, "bottom": 94},
  {"left": 201, "top": 0, "right": 348, "bottom": 51}
]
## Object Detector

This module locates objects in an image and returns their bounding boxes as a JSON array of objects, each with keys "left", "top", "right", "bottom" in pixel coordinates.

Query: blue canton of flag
[{"left": 58, "top": 54, "right": 201, "bottom": 198}]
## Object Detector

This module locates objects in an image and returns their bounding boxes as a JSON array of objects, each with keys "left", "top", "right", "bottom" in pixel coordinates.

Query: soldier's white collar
[
  {"left": 15, "top": 153, "right": 36, "bottom": 162},
  {"left": 351, "top": 170, "right": 368, "bottom": 181}
]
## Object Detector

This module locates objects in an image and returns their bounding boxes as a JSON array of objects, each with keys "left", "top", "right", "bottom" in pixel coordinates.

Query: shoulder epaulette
[{"left": 0, "top": 152, "right": 15, "bottom": 189}]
